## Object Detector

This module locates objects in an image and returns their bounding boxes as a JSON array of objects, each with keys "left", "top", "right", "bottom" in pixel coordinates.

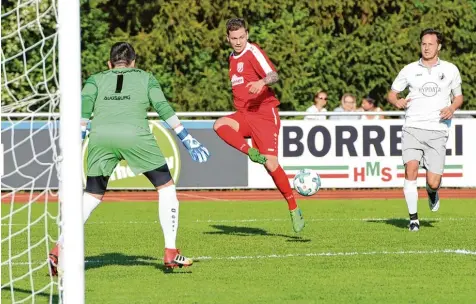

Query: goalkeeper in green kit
[{"left": 48, "top": 42, "right": 209, "bottom": 275}]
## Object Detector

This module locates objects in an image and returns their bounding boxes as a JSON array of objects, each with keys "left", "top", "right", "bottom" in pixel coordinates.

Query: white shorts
[{"left": 402, "top": 127, "right": 449, "bottom": 175}]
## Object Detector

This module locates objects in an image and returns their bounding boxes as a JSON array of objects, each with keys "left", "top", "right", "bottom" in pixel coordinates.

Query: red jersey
[{"left": 229, "top": 42, "right": 280, "bottom": 113}]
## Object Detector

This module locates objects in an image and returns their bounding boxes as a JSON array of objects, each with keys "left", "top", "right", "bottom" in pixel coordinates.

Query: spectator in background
[
  {"left": 358, "top": 96, "right": 384, "bottom": 120},
  {"left": 304, "top": 90, "right": 328, "bottom": 120},
  {"left": 329, "top": 93, "right": 360, "bottom": 120}
]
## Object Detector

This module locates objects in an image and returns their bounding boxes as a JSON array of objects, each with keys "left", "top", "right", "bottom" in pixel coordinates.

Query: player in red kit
[{"left": 213, "top": 18, "right": 305, "bottom": 233}]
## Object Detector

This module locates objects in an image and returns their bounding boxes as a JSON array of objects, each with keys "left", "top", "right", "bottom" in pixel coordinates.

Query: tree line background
[{"left": 2, "top": 0, "right": 476, "bottom": 112}]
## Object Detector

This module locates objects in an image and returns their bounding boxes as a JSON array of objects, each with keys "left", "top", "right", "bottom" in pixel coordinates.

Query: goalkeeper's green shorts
[{"left": 86, "top": 128, "right": 167, "bottom": 177}]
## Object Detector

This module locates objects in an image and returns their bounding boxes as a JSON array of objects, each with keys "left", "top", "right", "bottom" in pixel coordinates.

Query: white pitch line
[
  {"left": 2, "top": 217, "right": 475, "bottom": 226},
  {"left": 193, "top": 217, "right": 476, "bottom": 223},
  {"left": 192, "top": 249, "right": 476, "bottom": 261},
  {"left": 5, "top": 249, "right": 476, "bottom": 266}
]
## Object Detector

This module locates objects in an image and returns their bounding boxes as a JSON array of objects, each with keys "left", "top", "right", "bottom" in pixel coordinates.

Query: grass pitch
[{"left": 2, "top": 197, "right": 476, "bottom": 303}]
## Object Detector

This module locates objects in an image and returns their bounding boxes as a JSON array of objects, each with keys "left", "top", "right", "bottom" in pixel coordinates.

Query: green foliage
[
  {"left": 2, "top": 0, "right": 476, "bottom": 111},
  {"left": 1, "top": 0, "right": 58, "bottom": 111}
]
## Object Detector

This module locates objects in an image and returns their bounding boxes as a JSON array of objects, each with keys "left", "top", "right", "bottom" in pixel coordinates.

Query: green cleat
[
  {"left": 248, "top": 148, "right": 267, "bottom": 165},
  {"left": 290, "top": 207, "right": 305, "bottom": 233}
]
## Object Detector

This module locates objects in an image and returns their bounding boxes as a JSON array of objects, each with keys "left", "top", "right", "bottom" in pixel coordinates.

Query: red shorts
[{"left": 226, "top": 107, "right": 281, "bottom": 156}]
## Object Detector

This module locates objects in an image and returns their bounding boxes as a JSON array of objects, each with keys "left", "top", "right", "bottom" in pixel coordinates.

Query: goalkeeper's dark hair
[
  {"left": 226, "top": 18, "right": 247, "bottom": 35},
  {"left": 110, "top": 42, "right": 136, "bottom": 67}
]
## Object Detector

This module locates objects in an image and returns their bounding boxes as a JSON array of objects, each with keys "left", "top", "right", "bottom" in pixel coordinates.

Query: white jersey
[
  {"left": 304, "top": 105, "right": 327, "bottom": 120},
  {"left": 391, "top": 58, "right": 462, "bottom": 131}
]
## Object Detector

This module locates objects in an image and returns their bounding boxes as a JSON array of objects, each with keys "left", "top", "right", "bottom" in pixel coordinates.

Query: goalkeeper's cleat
[
  {"left": 426, "top": 184, "right": 440, "bottom": 212},
  {"left": 48, "top": 245, "right": 59, "bottom": 277},
  {"left": 248, "top": 148, "right": 267, "bottom": 165},
  {"left": 164, "top": 248, "right": 193, "bottom": 269},
  {"left": 290, "top": 207, "right": 305, "bottom": 233}
]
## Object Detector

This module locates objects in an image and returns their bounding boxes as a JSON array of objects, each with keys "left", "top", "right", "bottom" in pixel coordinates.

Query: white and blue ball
[{"left": 293, "top": 169, "right": 321, "bottom": 196}]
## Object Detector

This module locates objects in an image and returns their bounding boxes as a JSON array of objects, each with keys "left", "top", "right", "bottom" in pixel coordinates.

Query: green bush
[{"left": 3, "top": 0, "right": 475, "bottom": 112}]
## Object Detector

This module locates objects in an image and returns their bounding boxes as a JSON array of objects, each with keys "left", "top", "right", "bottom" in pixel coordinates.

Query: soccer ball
[{"left": 293, "top": 169, "right": 321, "bottom": 196}]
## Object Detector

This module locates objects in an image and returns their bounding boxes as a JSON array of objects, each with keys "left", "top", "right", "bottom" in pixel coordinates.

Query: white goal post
[
  {"left": 1, "top": 0, "right": 84, "bottom": 303},
  {"left": 57, "top": 0, "right": 85, "bottom": 303}
]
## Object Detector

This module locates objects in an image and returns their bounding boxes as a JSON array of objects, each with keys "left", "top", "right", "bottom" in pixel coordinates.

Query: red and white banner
[{"left": 248, "top": 119, "right": 476, "bottom": 188}]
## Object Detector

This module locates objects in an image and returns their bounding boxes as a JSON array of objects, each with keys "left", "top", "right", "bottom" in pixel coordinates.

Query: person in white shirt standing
[
  {"left": 388, "top": 28, "right": 464, "bottom": 232},
  {"left": 304, "top": 90, "right": 328, "bottom": 120}
]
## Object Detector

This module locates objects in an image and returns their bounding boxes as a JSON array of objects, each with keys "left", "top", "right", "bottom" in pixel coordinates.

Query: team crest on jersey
[{"left": 237, "top": 62, "right": 244, "bottom": 73}]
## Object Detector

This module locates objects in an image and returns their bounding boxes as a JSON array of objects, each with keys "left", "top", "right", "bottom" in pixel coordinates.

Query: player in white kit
[{"left": 387, "top": 28, "right": 464, "bottom": 231}]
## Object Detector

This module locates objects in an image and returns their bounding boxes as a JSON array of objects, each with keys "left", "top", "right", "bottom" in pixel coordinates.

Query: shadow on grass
[
  {"left": 85, "top": 252, "right": 158, "bottom": 271},
  {"left": 366, "top": 218, "right": 438, "bottom": 229},
  {"left": 85, "top": 252, "right": 192, "bottom": 275},
  {"left": 204, "top": 225, "right": 311, "bottom": 243},
  {"left": 155, "top": 263, "right": 194, "bottom": 275},
  {"left": 1, "top": 286, "right": 59, "bottom": 304}
]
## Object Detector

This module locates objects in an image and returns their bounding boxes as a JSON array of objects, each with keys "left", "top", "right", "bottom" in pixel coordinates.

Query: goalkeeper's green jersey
[{"left": 81, "top": 68, "right": 175, "bottom": 133}]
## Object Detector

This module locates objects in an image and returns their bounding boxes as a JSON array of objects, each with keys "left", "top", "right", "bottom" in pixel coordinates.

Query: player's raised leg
[
  {"left": 214, "top": 115, "right": 267, "bottom": 165},
  {"left": 143, "top": 165, "right": 193, "bottom": 268}
]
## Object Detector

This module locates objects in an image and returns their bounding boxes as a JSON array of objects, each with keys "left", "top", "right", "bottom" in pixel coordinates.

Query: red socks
[
  {"left": 216, "top": 125, "right": 296, "bottom": 210},
  {"left": 269, "top": 166, "right": 297, "bottom": 210},
  {"left": 215, "top": 125, "right": 250, "bottom": 154}
]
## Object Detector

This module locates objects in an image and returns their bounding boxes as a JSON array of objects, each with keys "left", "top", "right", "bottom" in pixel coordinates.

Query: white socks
[
  {"left": 82, "top": 193, "right": 102, "bottom": 224},
  {"left": 56, "top": 188, "right": 180, "bottom": 251},
  {"left": 404, "top": 179, "right": 418, "bottom": 215},
  {"left": 57, "top": 192, "right": 102, "bottom": 247},
  {"left": 158, "top": 185, "right": 179, "bottom": 249}
]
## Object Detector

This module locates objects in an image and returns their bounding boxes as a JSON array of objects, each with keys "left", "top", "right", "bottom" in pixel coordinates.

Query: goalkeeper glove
[
  {"left": 176, "top": 126, "right": 210, "bottom": 163},
  {"left": 81, "top": 126, "right": 88, "bottom": 140},
  {"left": 81, "top": 119, "right": 89, "bottom": 140}
]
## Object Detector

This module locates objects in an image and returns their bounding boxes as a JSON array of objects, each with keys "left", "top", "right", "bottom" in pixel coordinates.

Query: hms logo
[
  {"left": 231, "top": 74, "right": 244, "bottom": 86},
  {"left": 237, "top": 62, "right": 244, "bottom": 73}
]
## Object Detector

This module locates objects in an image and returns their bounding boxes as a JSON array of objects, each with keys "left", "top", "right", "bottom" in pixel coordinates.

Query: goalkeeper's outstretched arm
[
  {"left": 148, "top": 74, "right": 210, "bottom": 163},
  {"left": 81, "top": 76, "right": 98, "bottom": 138}
]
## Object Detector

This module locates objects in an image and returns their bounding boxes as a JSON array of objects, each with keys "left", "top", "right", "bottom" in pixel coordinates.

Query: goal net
[{"left": 1, "top": 0, "right": 84, "bottom": 303}]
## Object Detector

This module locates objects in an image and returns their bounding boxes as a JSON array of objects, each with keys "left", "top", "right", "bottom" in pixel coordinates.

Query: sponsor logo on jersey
[
  {"left": 237, "top": 62, "right": 244, "bottom": 73},
  {"left": 231, "top": 74, "right": 244, "bottom": 86},
  {"left": 419, "top": 82, "right": 441, "bottom": 97},
  {"left": 438, "top": 72, "right": 445, "bottom": 80},
  {"left": 104, "top": 95, "right": 131, "bottom": 101}
]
